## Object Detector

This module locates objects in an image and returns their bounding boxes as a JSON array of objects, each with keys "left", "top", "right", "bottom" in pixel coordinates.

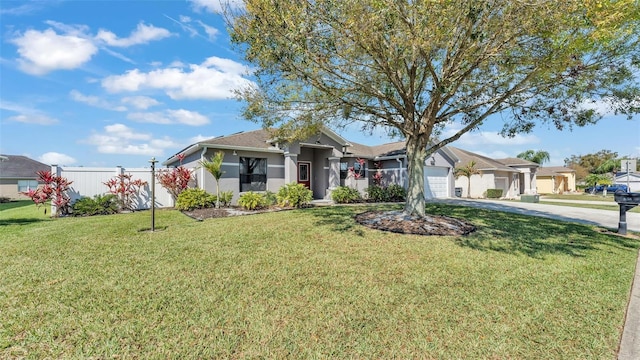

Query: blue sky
[{"left": 1, "top": 0, "right": 638, "bottom": 168}]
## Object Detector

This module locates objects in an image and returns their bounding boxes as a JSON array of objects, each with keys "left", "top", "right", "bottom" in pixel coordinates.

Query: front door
[{"left": 297, "top": 162, "right": 311, "bottom": 189}]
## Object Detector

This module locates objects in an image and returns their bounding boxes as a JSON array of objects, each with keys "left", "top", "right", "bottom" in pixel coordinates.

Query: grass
[
  {"left": 542, "top": 194, "right": 615, "bottom": 202},
  {"left": 1, "top": 203, "right": 639, "bottom": 358}
]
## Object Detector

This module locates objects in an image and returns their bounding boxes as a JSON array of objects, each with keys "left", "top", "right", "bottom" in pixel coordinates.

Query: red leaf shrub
[
  {"left": 21, "top": 170, "right": 73, "bottom": 216},
  {"left": 103, "top": 174, "right": 148, "bottom": 211}
]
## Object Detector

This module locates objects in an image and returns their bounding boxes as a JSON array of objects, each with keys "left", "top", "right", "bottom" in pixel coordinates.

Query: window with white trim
[{"left": 18, "top": 180, "right": 38, "bottom": 192}]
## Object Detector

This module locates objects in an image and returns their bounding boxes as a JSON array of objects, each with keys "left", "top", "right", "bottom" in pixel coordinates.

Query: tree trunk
[
  {"left": 404, "top": 135, "right": 428, "bottom": 217},
  {"left": 467, "top": 180, "right": 471, "bottom": 199}
]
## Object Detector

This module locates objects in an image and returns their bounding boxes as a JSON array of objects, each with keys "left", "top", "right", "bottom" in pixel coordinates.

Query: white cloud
[
  {"left": 1, "top": 101, "right": 59, "bottom": 124},
  {"left": 39, "top": 152, "right": 76, "bottom": 166},
  {"left": 441, "top": 123, "right": 539, "bottom": 146},
  {"left": 189, "top": 0, "right": 244, "bottom": 13},
  {"left": 127, "top": 109, "right": 210, "bottom": 126},
  {"left": 197, "top": 20, "right": 219, "bottom": 40},
  {"left": 11, "top": 28, "right": 98, "bottom": 75},
  {"left": 84, "top": 123, "right": 176, "bottom": 155},
  {"left": 95, "top": 22, "right": 171, "bottom": 47},
  {"left": 70, "top": 90, "right": 127, "bottom": 111},
  {"left": 166, "top": 109, "right": 210, "bottom": 126},
  {"left": 101, "top": 56, "right": 254, "bottom": 100},
  {"left": 121, "top": 96, "right": 161, "bottom": 110},
  {"left": 6, "top": 114, "right": 58, "bottom": 125},
  {"left": 189, "top": 134, "right": 216, "bottom": 143}
]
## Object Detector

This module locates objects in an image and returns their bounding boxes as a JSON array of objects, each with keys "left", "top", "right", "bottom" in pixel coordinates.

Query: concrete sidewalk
[
  {"left": 433, "top": 198, "right": 639, "bottom": 359},
  {"left": 435, "top": 198, "right": 640, "bottom": 232}
]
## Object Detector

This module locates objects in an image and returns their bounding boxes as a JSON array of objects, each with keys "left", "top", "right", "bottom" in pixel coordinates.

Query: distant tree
[
  {"left": 229, "top": 0, "right": 640, "bottom": 216},
  {"left": 517, "top": 150, "right": 550, "bottom": 165},
  {"left": 454, "top": 161, "right": 480, "bottom": 198},
  {"left": 199, "top": 151, "right": 226, "bottom": 208},
  {"left": 564, "top": 150, "right": 619, "bottom": 175}
]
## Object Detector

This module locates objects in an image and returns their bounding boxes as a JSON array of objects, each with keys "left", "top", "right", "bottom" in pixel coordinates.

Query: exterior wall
[
  {"left": 536, "top": 177, "right": 554, "bottom": 194},
  {"left": 536, "top": 172, "right": 575, "bottom": 194},
  {"left": 196, "top": 149, "right": 285, "bottom": 204},
  {"left": 1, "top": 179, "right": 30, "bottom": 200}
]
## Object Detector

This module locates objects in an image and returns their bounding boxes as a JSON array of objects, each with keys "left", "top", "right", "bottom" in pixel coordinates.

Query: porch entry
[{"left": 297, "top": 161, "right": 311, "bottom": 189}]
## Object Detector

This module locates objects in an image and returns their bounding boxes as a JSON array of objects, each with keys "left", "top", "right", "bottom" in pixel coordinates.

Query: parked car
[{"left": 584, "top": 184, "right": 628, "bottom": 193}]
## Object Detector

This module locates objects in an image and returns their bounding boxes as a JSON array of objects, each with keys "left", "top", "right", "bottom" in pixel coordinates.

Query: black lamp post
[{"left": 149, "top": 157, "right": 158, "bottom": 232}]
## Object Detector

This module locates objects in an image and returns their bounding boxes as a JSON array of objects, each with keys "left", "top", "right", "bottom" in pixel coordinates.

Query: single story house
[
  {"left": 615, "top": 172, "right": 640, "bottom": 192},
  {"left": 536, "top": 166, "right": 576, "bottom": 194},
  {"left": 448, "top": 147, "right": 539, "bottom": 198},
  {"left": 0, "top": 154, "right": 49, "bottom": 200},
  {"left": 163, "top": 127, "right": 460, "bottom": 203}
]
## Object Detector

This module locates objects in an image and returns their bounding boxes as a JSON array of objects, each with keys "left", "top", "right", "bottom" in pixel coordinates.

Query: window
[
  {"left": 18, "top": 180, "right": 38, "bottom": 192},
  {"left": 340, "top": 162, "right": 349, "bottom": 179},
  {"left": 240, "top": 157, "right": 267, "bottom": 191},
  {"left": 340, "top": 160, "right": 365, "bottom": 179}
]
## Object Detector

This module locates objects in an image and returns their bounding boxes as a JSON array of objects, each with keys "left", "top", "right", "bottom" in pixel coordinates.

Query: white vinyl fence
[{"left": 52, "top": 165, "right": 175, "bottom": 212}]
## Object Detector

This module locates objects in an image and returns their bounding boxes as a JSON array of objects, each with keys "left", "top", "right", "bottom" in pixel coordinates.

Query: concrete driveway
[{"left": 435, "top": 198, "right": 640, "bottom": 233}]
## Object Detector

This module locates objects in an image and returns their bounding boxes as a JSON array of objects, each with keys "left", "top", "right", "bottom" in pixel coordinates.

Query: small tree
[
  {"left": 454, "top": 161, "right": 480, "bottom": 199},
  {"left": 199, "top": 151, "right": 225, "bottom": 208},
  {"left": 156, "top": 154, "right": 196, "bottom": 201},
  {"left": 103, "top": 173, "right": 148, "bottom": 211},
  {"left": 21, "top": 170, "right": 73, "bottom": 216},
  {"left": 584, "top": 173, "right": 612, "bottom": 195}
]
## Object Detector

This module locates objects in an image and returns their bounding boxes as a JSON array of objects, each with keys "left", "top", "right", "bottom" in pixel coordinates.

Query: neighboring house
[
  {"left": 448, "top": 147, "right": 539, "bottom": 198},
  {"left": 615, "top": 172, "right": 640, "bottom": 192},
  {"left": 536, "top": 166, "right": 576, "bottom": 194},
  {"left": 163, "top": 127, "right": 459, "bottom": 203},
  {"left": 0, "top": 154, "right": 49, "bottom": 200}
]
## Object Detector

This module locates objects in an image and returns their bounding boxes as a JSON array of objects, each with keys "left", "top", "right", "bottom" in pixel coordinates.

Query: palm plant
[
  {"left": 454, "top": 161, "right": 480, "bottom": 198},
  {"left": 199, "top": 151, "right": 225, "bottom": 208},
  {"left": 517, "top": 150, "right": 550, "bottom": 165}
]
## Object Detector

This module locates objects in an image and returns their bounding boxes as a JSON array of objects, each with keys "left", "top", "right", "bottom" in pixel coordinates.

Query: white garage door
[{"left": 424, "top": 166, "right": 449, "bottom": 199}]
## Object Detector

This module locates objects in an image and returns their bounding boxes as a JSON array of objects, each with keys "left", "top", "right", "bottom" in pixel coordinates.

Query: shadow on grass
[
  {"left": 309, "top": 203, "right": 403, "bottom": 236},
  {"left": 0, "top": 218, "right": 49, "bottom": 226},
  {"left": 426, "top": 204, "right": 640, "bottom": 258},
  {"left": 309, "top": 203, "right": 640, "bottom": 258},
  {"left": 0, "top": 200, "right": 35, "bottom": 211}
]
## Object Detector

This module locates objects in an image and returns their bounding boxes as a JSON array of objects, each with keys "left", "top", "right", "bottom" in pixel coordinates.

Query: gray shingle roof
[
  {"left": 198, "top": 129, "right": 275, "bottom": 150},
  {"left": 0, "top": 155, "right": 49, "bottom": 179},
  {"left": 537, "top": 166, "right": 576, "bottom": 177},
  {"left": 495, "top": 157, "right": 539, "bottom": 167},
  {"left": 448, "top": 147, "right": 516, "bottom": 172}
]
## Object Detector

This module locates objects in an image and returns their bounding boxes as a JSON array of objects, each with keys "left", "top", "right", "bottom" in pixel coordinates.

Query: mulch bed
[
  {"left": 354, "top": 210, "right": 476, "bottom": 236},
  {"left": 183, "top": 206, "right": 476, "bottom": 236}
]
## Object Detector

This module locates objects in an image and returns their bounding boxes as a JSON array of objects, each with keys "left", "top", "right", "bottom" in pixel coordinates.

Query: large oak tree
[{"left": 228, "top": 0, "right": 639, "bottom": 216}]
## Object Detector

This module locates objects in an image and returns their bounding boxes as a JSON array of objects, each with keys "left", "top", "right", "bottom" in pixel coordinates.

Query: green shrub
[
  {"left": 264, "top": 190, "right": 278, "bottom": 206},
  {"left": 365, "top": 185, "right": 390, "bottom": 202},
  {"left": 486, "top": 189, "right": 503, "bottom": 199},
  {"left": 277, "top": 183, "right": 313, "bottom": 208},
  {"left": 218, "top": 190, "right": 234, "bottom": 207},
  {"left": 175, "top": 188, "right": 215, "bottom": 211},
  {"left": 238, "top": 191, "right": 267, "bottom": 210},
  {"left": 331, "top": 186, "right": 362, "bottom": 203},
  {"left": 0, "top": 197, "right": 10, "bottom": 203},
  {"left": 387, "top": 184, "right": 407, "bottom": 202},
  {"left": 72, "top": 194, "right": 119, "bottom": 216}
]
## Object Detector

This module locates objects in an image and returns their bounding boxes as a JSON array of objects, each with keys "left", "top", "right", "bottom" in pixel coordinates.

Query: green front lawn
[{"left": 1, "top": 203, "right": 638, "bottom": 359}]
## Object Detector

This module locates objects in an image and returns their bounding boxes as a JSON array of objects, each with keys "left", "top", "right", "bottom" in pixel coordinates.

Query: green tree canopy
[
  {"left": 229, "top": 0, "right": 640, "bottom": 216},
  {"left": 517, "top": 150, "right": 551, "bottom": 165}
]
